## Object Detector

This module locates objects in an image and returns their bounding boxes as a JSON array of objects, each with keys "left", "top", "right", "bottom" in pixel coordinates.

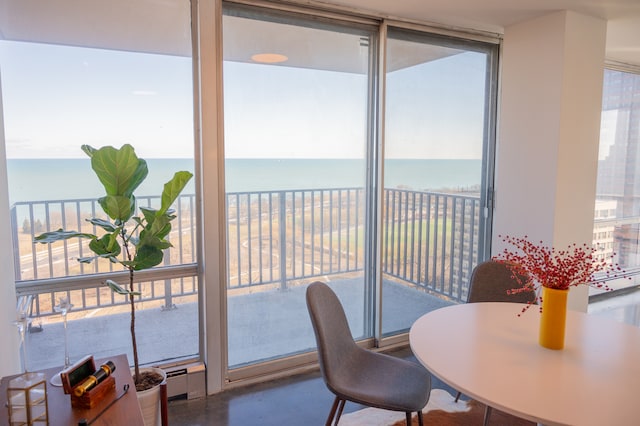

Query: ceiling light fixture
[{"left": 251, "top": 53, "right": 288, "bottom": 64}]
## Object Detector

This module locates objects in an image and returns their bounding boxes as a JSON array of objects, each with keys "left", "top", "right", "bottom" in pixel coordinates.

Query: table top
[
  {"left": 1, "top": 354, "right": 144, "bottom": 426},
  {"left": 409, "top": 302, "right": 640, "bottom": 426}
]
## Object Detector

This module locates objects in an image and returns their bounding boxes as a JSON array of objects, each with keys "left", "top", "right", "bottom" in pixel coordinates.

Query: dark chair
[
  {"left": 306, "top": 281, "right": 431, "bottom": 426},
  {"left": 465, "top": 260, "right": 535, "bottom": 305},
  {"left": 454, "top": 260, "right": 536, "bottom": 425}
]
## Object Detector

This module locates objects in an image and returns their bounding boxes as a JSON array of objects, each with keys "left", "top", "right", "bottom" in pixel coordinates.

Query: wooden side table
[{"left": 1, "top": 354, "right": 143, "bottom": 426}]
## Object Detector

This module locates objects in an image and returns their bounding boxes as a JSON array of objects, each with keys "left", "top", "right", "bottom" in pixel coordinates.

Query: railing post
[
  {"left": 279, "top": 192, "right": 287, "bottom": 291},
  {"left": 162, "top": 278, "right": 176, "bottom": 311},
  {"left": 162, "top": 230, "right": 176, "bottom": 310},
  {"left": 10, "top": 205, "right": 22, "bottom": 281}
]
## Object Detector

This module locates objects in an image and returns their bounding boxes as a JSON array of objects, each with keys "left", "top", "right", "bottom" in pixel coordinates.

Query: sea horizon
[{"left": 6, "top": 158, "right": 482, "bottom": 205}]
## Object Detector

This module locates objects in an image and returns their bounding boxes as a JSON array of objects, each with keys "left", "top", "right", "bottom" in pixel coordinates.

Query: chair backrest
[
  {"left": 467, "top": 260, "right": 536, "bottom": 304},
  {"left": 306, "top": 281, "right": 359, "bottom": 385}
]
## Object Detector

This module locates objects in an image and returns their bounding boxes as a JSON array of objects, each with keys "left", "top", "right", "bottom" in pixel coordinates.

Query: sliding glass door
[
  {"left": 222, "top": 5, "right": 376, "bottom": 368},
  {"left": 222, "top": 4, "right": 499, "bottom": 373},
  {"left": 380, "top": 28, "right": 498, "bottom": 337}
]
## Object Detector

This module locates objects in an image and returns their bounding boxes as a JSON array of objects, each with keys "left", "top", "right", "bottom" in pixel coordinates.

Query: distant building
[
  {"left": 596, "top": 70, "right": 640, "bottom": 271},
  {"left": 593, "top": 199, "right": 616, "bottom": 263}
]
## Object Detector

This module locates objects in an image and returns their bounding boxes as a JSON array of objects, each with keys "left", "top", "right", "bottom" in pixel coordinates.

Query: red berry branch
[{"left": 493, "top": 235, "right": 628, "bottom": 311}]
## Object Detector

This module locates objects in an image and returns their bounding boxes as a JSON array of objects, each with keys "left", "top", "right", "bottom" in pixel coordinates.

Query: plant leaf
[
  {"left": 132, "top": 245, "right": 164, "bottom": 270},
  {"left": 34, "top": 229, "right": 96, "bottom": 243},
  {"left": 81, "top": 144, "right": 97, "bottom": 158},
  {"left": 88, "top": 233, "right": 121, "bottom": 258},
  {"left": 159, "top": 171, "right": 192, "bottom": 216},
  {"left": 150, "top": 212, "right": 173, "bottom": 239},
  {"left": 105, "top": 279, "right": 141, "bottom": 296},
  {"left": 85, "top": 143, "right": 148, "bottom": 199},
  {"left": 86, "top": 218, "right": 118, "bottom": 233},
  {"left": 98, "top": 194, "right": 136, "bottom": 222},
  {"left": 139, "top": 206, "right": 157, "bottom": 223}
]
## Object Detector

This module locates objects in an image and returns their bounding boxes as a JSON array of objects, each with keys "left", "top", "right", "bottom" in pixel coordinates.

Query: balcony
[
  {"left": 11, "top": 187, "right": 480, "bottom": 371},
  {"left": 22, "top": 278, "right": 456, "bottom": 372}
]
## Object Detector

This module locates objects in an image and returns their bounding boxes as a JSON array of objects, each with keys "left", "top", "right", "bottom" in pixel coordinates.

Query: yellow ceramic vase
[{"left": 538, "top": 286, "right": 568, "bottom": 350}]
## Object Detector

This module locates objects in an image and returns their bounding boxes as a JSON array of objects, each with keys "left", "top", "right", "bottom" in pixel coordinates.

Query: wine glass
[
  {"left": 50, "top": 297, "right": 74, "bottom": 386},
  {"left": 13, "top": 296, "right": 33, "bottom": 374}
]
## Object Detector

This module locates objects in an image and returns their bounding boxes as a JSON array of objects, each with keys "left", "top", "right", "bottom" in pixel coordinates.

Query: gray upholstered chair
[
  {"left": 465, "top": 260, "right": 536, "bottom": 305},
  {"left": 454, "top": 260, "right": 536, "bottom": 425},
  {"left": 306, "top": 281, "right": 431, "bottom": 426}
]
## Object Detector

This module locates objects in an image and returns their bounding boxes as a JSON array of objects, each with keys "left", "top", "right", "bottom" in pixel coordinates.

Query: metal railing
[
  {"left": 11, "top": 188, "right": 482, "bottom": 319},
  {"left": 382, "top": 189, "right": 480, "bottom": 301},
  {"left": 11, "top": 194, "right": 198, "bottom": 281},
  {"left": 225, "top": 187, "right": 481, "bottom": 302},
  {"left": 226, "top": 188, "right": 366, "bottom": 289},
  {"left": 10, "top": 194, "right": 199, "bottom": 318}
]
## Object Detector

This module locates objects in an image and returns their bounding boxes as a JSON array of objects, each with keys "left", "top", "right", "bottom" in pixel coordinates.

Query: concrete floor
[
  {"left": 166, "top": 287, "right": 640, "bottom": 426},
  {"left": 166, "top": 346, "right": 458, "bottom": 426},
  {"left": 20, "top": 281, "right": 640, "bottom": 425}
]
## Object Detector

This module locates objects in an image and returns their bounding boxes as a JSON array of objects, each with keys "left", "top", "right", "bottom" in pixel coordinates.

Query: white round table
[{"left": 409, "top": 302, "right": 640, "bottom": 425}]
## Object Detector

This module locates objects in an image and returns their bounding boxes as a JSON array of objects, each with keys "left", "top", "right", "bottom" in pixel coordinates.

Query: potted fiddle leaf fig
[{"left": 35, "top": 144, "right": 193, "bottom": 401}]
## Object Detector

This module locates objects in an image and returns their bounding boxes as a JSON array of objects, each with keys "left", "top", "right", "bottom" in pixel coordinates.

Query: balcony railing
[
  {"left": 226, "top": 188, "right": 366, "bottom": 290},
  {"left": 383, "top": 188, "right": 480, "bottom": 301},
  {"left": 11, "top": 188, "right": 481, "bottom": 320}
]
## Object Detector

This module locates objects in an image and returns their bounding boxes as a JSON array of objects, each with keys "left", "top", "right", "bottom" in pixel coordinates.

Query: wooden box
[{"left": 60, "top": 355, "right": 116, "bottom": 409}]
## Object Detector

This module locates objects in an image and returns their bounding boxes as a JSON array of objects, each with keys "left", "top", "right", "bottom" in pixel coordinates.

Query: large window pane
[
  {"left": 223, "top": 6, "right": 374, "bottom": 368},
  {"left": 0, "top": 4, "right": 197, "bottom": 370},
  {"left": 381, "top": 29, "right": 496, "bottom": 335},
  {"left": 593, "top": 69, "right": 640, "bottom": 296}
]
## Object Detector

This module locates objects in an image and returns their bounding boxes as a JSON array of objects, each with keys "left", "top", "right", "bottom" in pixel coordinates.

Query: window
[
  {"left": 222, "top": 3, "right": 499, "bottom": 378},
  {"left": 223, "top": 4, "right": 375, "bottom": 369},
  {"left": 381, "top": 27, "right": 498, "bottom": 335},
  {"left": 0, "top": 2, "right": 197, "bottom": 370},
  {"left": 2, "top": 0, "right": 502, "bottom": 384},
  {"left": 593, "top": 68, "right": 640, "bottom": 294}
]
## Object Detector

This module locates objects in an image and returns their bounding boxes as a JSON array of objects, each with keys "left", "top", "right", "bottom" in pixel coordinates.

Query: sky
[
  {"left": 0, "top": 34, "right": 487, "bottom": 160},
  {"left": 0, "top": 41, "right": 194, "bottom": 159},
  {"left": 222, "top": 50, "right": 487, "bottom": 160}
]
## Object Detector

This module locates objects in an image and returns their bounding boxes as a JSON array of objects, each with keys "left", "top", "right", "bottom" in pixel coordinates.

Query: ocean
[{"left": 6, "top": 158, "right": 481, "bottom": 205}]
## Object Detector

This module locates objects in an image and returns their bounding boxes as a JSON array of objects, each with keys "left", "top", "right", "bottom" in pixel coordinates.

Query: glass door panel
[
  {"left": 223, "top": 6, "right": 375, "bottom": 367},
  {"left": 381, "top": 29, "right": 497, "bottom": 336},
  {"left": 0, "top": 0, "right": 196, "bottom": 370}
]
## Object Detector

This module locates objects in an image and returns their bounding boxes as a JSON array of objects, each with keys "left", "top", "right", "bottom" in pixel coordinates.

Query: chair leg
[
  {"left": 333, "top": 399, "right": 346, "bottom": 425},
  {"left": 483, "top": 405, "right": 492, "bottom": 426},
  {"left": 454, "top": 391, "right": 461, "bottom": 403},
  {"left": 416, "top": 410, "right": 424, "bottom": 426},
  {"left": 325, "top": 396, "right": 341, "bottom": 426},
  {"left": 405, "top": 412, "right": 412, "bottom": 425}
]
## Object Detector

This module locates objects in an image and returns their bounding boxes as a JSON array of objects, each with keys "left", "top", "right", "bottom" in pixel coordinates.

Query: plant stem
[
  {"left": 129, "top": 265, "right": 139, "bottom": 384},
  {"left": 122, "top": 230, "right": 140, "bottom": 385}
]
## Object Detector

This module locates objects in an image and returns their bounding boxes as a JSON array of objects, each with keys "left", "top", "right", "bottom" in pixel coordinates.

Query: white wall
[
  {"left": 494, "top": 10, "right": 607, "bottom": 311},
  {"left": 0, "top": 67, "right": 21, "bottom": 377}
]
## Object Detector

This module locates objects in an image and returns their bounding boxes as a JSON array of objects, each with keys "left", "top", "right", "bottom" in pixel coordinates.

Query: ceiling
[
  {"left": 325, "top": 0, "right": 640, "bottom": 66},
  {"left": 0, "top": 0, "right": 193, "bottom": 56},
  {"left": 0, "top": 0, "right": 638, "bottom": 67}
]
